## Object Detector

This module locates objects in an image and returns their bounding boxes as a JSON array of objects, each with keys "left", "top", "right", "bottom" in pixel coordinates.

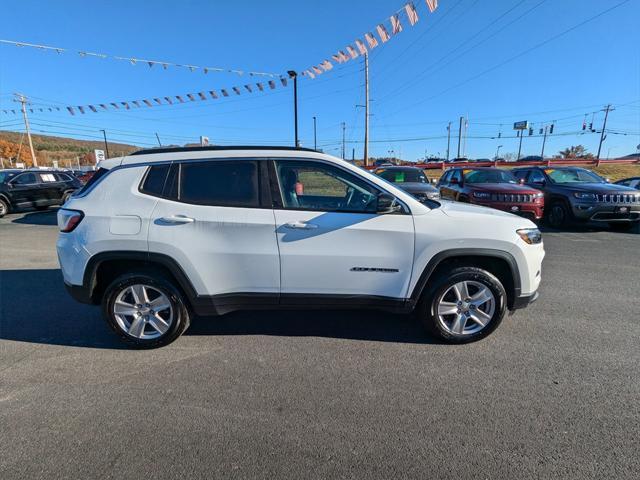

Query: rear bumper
[{"left": 511, "top": 290, "right": 539, "bottom": 311}]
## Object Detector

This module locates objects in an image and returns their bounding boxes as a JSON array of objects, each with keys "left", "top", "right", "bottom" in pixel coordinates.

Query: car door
[
  {"left": 270, "top": 158, "right": 415, "bottom": 301},
  {"left": 8, "top": 172, "right": 42, "bottom": 207},
  {"left": 438, "top": 171, "right": 453, "bottom": 199},
  {"left": 147, "top": 159, "right": 280, "bottom": 304},
  {"left": 36, "top": 172, "right": 62, "bottom": 205}
]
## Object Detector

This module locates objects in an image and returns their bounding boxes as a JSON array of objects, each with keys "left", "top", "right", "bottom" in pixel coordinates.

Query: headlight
[
  {"left": 516, "top": 228, "right": 542, "bottom": 245},
  {"left": 427, "top": 192, "right": 440, "bottom": 200},
  {"left": 473, "top": 191, "right": 491, "bottom": 199},
  {"left": 573, "top": 192, "right": 596, "bottom": 200},
  {"left": 533, "top": 192, "right": 544, "bottom": 198}
]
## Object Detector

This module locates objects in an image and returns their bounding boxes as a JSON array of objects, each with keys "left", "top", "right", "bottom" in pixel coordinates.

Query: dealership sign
[{"left": 513, "top": 121, "right": 529, "bottom": 130}]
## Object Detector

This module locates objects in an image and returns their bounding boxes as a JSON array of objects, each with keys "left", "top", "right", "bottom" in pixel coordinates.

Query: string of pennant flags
[
  {"left": 300, "top": 0, "right": 438, "bottom": 79},
  {"left": 0, "top": 77, "right": 290, "bottom": 116},
  {"left": 0, "top": 39, "right": 280, "bottom": 78},
  {"left": 0, "top": 0, "right": 439, "bottom": 117}
]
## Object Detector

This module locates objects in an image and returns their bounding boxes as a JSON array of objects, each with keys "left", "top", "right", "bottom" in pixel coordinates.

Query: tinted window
[
  {"left": 12, "top": 173, "right": 38, "bottom": 185},
  {"left": 464, "top": 169, "right": 517, "bottom": 184},
  {"left": 140, "top": 164, "right": 170, "bottom": 197},
  {"left": 450, "top": 170, "right": 463, "bottom": 183},
  {"left": 180, "top": 161, "right": 259, "bottom": 207},
  {"left": 512, "top": 170, "right": 528, "bottom": 181},
  {"left": 377, "top": 168, "right": 427, "bottom": 184},
  {"left": 54, "top": 173, "right": 73, "bottom": 182},
  {"left": 439, "top": 171, "right": 451, "bottom": 185},
  {"left": 528, "top": 170, "right": 546, "bottom": 183}
]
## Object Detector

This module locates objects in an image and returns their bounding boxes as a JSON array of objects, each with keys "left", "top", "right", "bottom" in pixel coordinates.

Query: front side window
[
  {"left": 528, "top": 170, "right": 546, "bottom": 183},
  {"left": 450, "top": 170, "right": 463, "bottom": 184},
  {"left": 12, "top": 173, "right": 38, "bottom": 185},
  {"left": 140, "top": 164, "right": 170, "bottom": 197},
  {"left": 180, "top": 160, "right": 259, "bottom": 207},
  {"left": 274, "top": 161, "right": 379, "bottom": 213}
]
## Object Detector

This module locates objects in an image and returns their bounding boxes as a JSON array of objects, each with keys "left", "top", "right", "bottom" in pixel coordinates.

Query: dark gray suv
[{"left": 512, "top": 167, "right": 640, "bottom": 229}]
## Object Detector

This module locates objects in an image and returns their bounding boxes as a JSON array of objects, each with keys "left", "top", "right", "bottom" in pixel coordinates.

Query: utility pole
[
  {"left": 100, "top": 129, "right": 110, "bottom": 158},
  {"left": 312, "top": 116, "right": 317, "bottom": 150},
  {"left": 155, "top": 133, "right": 162, "bottom": 146},
  {"left": 287, "top": 70, "right": 299, "bottom": 147},
  {"left": 363, "top": 52, "right": 370, "bottom": 167},
  {"left": 517, "top": 130, "right": 524, "bottom": 160},
  {"left": 14, "top": 93, "right": 37, "bottom": 167},
  {"left": 596, "top": 104, "right": 612, "bottom": 159},
  {"left": 341, "top": 122, "right": 346, "bottom": 159},
  {"left": 540, "top": 125, "right": 548, "bottom": 160},
  {"left": 446, "top": 122, "right": 451, "bottom": 160},
  {"left": 457, "top": 116, "right": 463, "bottom": 158},
  {"left": 352, "top": 148, "right": 355, "bottom": 162},
  {"left": 495, "top": 145, "right": 503, "bottom": 160}
]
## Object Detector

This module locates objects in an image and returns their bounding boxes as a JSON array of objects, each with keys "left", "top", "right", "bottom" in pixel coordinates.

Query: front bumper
[
  {"left": 64, "top": 281, "right": 93, "bottom": 304},
  {"left": 473, "top": 200, "right": 544, "bottom": 220},
  {"left": 571, "top": 203, "right": 640, "bottom": 222},
  {"left": 511, "top": 290, "right": 539, "bottom": 311}
]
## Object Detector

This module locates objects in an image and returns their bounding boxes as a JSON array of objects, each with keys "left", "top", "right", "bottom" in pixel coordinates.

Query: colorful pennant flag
[
  {"left": 390, "top": 14, "right": 403, "bottom": 35},
  {"left": 405, "top": 2, "right": 419, "bottom": 26},
  {"left": 376, "top": 24, "right": 391, "bottom": 43},
  {"left": 355, "top": 40, "right": 368, "bottom": 55},
  {"left": 365, "top": 33, "right": 379, "bottom": 49},
  {"left": 425, "top": 0, "right": 438, "bottom": 13}
]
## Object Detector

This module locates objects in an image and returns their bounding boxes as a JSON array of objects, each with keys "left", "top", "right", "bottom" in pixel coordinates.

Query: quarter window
[
  {"left": 528, "top": 170, "right": 546, "bottom": 183},
  {"left": 179, "top": 161, "right": 259, "bottom": 207}
]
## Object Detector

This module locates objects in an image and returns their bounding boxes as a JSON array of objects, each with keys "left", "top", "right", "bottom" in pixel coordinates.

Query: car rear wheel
[
  {"left": 103, "top": 273, "right": 191, "bottom": 348},
  {"left": 416, "top": 266, "right": 507, "bottom": 343},
  {"left": 0, "top": 198, "right": 8, "bottom": 218}
]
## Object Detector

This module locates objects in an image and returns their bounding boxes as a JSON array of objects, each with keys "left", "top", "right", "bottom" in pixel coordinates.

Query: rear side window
[
  {"left": 179, "top": 161, "right": 259, "bottom": 207},
  {"left": 140, "top": 164, "right": 170, "bottom": 196},
  {"left": 12, "top": 173, "right": 38, "bottom": 185},
  {"left": 54, "top": 173, "right": 73, "bottom": 182}
]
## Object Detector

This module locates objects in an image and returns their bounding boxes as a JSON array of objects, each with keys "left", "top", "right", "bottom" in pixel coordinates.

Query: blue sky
[{"left": 1, "top": 0, "right": 639, "bottom": 160}]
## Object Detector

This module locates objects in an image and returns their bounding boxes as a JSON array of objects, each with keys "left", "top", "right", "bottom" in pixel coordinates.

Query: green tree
[{"left": 557, "top": 145, "right": 594, "bottom": 159}]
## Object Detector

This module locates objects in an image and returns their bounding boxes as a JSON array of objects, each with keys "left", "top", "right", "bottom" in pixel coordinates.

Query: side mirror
[
  {"left": 430, "top": 178, "right": 438, "bottom": 185},
  {"left": 605, "top": 178, "right": 611, "bottom": 183},
  {"left": 377, "top": 192, "right": 402, "bottom": 214},
  {"left": 450, "top": 177, "right": 460, "bottom": 185}
]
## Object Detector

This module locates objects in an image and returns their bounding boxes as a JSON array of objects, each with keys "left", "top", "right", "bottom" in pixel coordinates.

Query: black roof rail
[{"left": 130, "top": 145, "right": 319, "bottom": 156}]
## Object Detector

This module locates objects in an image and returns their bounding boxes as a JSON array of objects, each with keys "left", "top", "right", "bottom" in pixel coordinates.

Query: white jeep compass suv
[{"left": 57, "top": 146, "right": 544, "bottom": 348}]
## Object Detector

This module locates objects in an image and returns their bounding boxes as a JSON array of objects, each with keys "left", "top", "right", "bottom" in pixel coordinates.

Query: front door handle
[
  {"left": 284, "top": 221, "right": 318, "bottom": 230},
  {"left": 159, "top": 215, "right": 195, "bottom": 224}
]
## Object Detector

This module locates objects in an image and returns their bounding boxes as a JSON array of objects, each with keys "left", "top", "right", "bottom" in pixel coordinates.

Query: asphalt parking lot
[{"left": 1, "top": 209, "right": 638, "bottom": 479}]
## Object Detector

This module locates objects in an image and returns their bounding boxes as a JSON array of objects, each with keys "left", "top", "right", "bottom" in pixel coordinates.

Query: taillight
[{"left": 58, "top": 209, "right": 84, "bottom": 233}]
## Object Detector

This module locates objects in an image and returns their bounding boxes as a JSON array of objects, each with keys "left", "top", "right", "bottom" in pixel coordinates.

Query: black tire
[
  {"left": 102, "top": 272, "right": 191, "bottom": 348},
  {"left": 416, "top": 266, "right": 507, "bottom": 344},
  {"left": 0, "top": 198, "right": 9, "bottom": 218},
  {"left": 546, "top": 201, "right": 571, "bottom": 228}
]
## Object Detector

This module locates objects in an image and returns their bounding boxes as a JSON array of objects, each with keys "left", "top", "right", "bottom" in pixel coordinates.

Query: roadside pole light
[
  {"left": 312, "top": 116, "right": 317, "bottom": 150},
  {"left": 495, "top": 145, "right": 503, "bottom": 159},
  {"left": 287, "top": 70, "right": 299, "bottom": 147}
]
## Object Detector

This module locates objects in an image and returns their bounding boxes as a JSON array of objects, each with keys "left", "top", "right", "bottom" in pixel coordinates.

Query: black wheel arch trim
[
  {"left": 81, "top": 250, "right": 199, "bottom": 305},
  {"left": 408, "top": 248, "right": 522, "bottom": 309}
]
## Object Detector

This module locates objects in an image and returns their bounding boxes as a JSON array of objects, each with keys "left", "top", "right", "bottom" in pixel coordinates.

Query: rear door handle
[
  {"left": 284, "top": 221, "right": 318, "bottom": 230},
  {"left": 159, "top": 215, "right": 195, "bottom": 224}
]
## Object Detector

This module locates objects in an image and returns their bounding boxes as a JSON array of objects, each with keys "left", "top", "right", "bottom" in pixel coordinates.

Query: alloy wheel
[
  {"left": 436, "top": 280, "right": 496, "bottom": 335},
  {"left": 113, "top": 284, "right": 174, "bottom": 339}
]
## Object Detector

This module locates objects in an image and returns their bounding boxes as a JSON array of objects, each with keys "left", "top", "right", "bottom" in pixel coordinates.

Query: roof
[{"left": 130, "top": 145, "right": 318, "bottom": 156}]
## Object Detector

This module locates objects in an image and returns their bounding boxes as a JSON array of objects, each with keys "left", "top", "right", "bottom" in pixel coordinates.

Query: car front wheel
[
  {"left": 417, "top": 266, "right": 507, "bottom": 343},
  {"left": 103, "top": 273, "right": 191, "bottom": 348},
  {"left": 0, "top": 198, "right": 8, "bottom": 217}
]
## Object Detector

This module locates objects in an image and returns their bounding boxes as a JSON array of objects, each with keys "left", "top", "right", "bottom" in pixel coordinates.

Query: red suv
[{"left": 437, "top": 167, "right": 545, "bottom": 220}]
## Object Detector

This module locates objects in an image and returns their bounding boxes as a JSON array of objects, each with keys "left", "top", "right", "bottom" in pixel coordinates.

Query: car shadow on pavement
[
  {"left": 0, "top": 268, "right": 128, "bottom": 349},
  {"left": 0, "top": 268, "right": 437, "bottom": 348},
  {"left": 10, "top": 209, "right": 59, "bottom": 226}
]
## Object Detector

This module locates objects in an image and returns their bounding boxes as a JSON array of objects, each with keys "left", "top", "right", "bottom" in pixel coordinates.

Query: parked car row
[{"left": 372, "top": 165, "right": 640, "bottom": 230}]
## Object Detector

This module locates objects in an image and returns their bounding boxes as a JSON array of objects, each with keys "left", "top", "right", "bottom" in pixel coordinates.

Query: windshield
[
  {"left": 463, "top": 169, "right": 517, "bottom": 184},
  {"left": 377, "top": 169, "right": 427, "bottom": 184},
  {"left": 544, "top": 168, "right": 604, "bottom": 184}
]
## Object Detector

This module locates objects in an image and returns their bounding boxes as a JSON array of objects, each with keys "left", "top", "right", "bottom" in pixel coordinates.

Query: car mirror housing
[{"left": 376, "top": 192, "right": 402, "bottom": 214}]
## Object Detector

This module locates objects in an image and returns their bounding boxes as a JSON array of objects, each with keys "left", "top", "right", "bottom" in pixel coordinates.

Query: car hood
[
  {"left": 438, "top": 199, "right": 536, "bottom": 225},
  {"left": 395, "top": 182, "right": 439, "bottom": 193},
  {"left": 555, "top": 182, "right": 639, "bottom": 193},
  {"left": 470, "top": 183, "right": 540, "bottom": 194}
]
